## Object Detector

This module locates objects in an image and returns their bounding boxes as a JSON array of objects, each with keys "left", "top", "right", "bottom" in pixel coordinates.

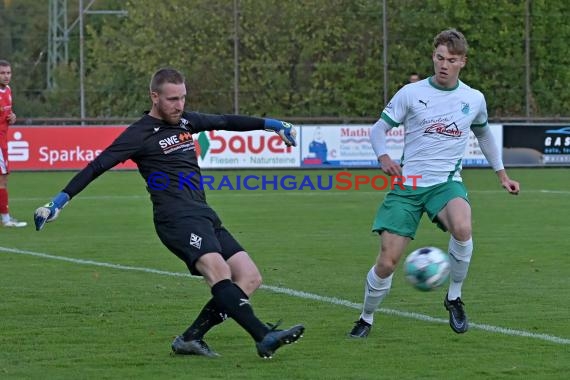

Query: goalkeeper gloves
[
  {"left": 264, "top": 119, "right": 297, "bottom": 147},
  {"left": 34, "top": 192, "right": 70, "bottom": 231}
]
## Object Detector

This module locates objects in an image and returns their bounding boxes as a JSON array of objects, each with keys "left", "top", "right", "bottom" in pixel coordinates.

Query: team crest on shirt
[
  {"left": 461, "top": 102, "right": 470, "bottom": 114},
  {"left": 189, "top": 233, "right": 202, "bottom": 249},
  {"left": 179, "top": 117, "right": 189, "bottom": 130}
]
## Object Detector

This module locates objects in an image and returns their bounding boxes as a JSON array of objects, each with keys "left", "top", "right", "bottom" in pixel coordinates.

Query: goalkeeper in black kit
[{"left": 34, "top": 68, "right": 304, "bottom": 359}]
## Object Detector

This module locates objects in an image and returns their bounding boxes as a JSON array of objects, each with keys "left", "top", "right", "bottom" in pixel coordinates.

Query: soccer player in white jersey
[{"left": 349, "top": 28, "right": 520, "bottom": 338}]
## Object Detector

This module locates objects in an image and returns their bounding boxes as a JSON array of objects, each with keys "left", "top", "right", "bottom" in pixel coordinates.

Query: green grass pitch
[{"left": 1, "top": 168, "right": 569, "bottom": 379}]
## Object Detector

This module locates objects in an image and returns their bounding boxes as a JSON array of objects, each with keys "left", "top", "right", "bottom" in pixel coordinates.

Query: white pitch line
[
  {"left": 9, "top": 188, "right": 570, "bottom": 202},
  {"left": 1, "top": 246, "right": 569, "bottom": 345}
]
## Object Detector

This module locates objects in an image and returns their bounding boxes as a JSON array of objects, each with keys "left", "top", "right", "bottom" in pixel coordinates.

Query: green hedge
[{"left": 3, "top": 0, "right": 569, "bottom": 119}]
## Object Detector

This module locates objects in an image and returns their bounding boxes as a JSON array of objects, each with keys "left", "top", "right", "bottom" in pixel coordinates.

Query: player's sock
[
  {"left": 211, "top": 279, "right": 268, "bottom": 342},
  {"left": 447, "top": 236, "right": 473, "bottom": 300},
  {"left": 361, "top": 267, "right": 393, "bottom": 324},
  {"left": 182, "top": 298, "right": 227, "bottom": 341},
  {"left": 0, "top": 188, "right": 9, "bottom": 222}
]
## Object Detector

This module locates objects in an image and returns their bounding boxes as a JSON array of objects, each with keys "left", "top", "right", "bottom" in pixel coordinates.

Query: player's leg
[
  {"left": 0, "top": 150, "right": 10, "bottom": 225},
  {"left": 428, "top": 182, "right": 472, "bottom": 333},
  {"left": 350, "top": 188, "right": 421, "bottom": 338},
  {"left": 155, "top": 215, "right": 225, "bottom": 357},
  {"left": 0, "top": 172, "right": 8, "bottom": 222},
  {"left": 438, "top": 197, "right": 473, "bottom": 298},
  {"left": 180, "top": 221, "right": 261, "bottom": 341},
  {"left": 196, "top": 252, "right": 304, "bottom": 358},
  {"left": 0, "top": 149, "right": 26, "bottom": 228},
  {"left": 350, "top": 231, "right": 411, "bottom": 337},
  {"left": 229, "top": 251, "right": 262, "bottom": 295},
  {"left": 180, "top": 251, "right": 261, "bottom": 343},
  {"left": 196, "top": 253, "right": 268, "bottom": 340},
  {"left": 163, "top": 213, "right": 302, "bottom": 359}
]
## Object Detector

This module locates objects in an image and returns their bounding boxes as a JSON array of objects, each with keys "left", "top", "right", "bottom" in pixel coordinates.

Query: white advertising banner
[
  {"left": 195, "top": 130, "right": 300, "bottom": 168},
  {"left": 300, "top": 124, "right": 502, "bottom": 168},
  {"left": 463, "top": 123, "right": 503, "bottom": 166},
  {"left": 301, "top": 124, "right": 403, "bottom": 167}
]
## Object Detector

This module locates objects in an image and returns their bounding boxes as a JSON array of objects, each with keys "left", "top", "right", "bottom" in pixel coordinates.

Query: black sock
[
  {"left": 211, "top": 279, "right": 269, "bottom": 342},
  {"left": 182, "top": 298, "right": 227, "bottom": 341}
]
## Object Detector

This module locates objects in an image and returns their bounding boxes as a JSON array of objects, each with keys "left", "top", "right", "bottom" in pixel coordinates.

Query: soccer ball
[{"left": 404, "top": 247, "right": 450, "bottom": 291}]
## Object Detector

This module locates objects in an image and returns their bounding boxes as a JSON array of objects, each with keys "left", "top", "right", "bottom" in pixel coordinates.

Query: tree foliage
[{"left": 1, "top": 0, "right": 568, "bottom": 120}]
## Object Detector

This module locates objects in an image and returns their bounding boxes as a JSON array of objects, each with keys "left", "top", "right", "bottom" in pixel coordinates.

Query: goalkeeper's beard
[{"left": 158, "top": 108, "right": 182, "bottom": 125}]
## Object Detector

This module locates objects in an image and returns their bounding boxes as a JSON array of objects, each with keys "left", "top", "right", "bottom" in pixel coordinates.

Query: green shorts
[{"left": 372, "top": 181, "right": 469, "bottom": 239}]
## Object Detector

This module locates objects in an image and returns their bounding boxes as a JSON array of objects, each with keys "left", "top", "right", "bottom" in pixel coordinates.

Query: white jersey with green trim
[{"left": 380, "top": 77, "right": 488, "bottom": 187}]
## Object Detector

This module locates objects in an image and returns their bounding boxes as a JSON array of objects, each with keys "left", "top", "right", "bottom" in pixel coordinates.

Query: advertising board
[
  {"left": 300, "top": 124, "right": 503, "bottom": 168},
  {"left": 7, "top": 126, "right": 136, "bottom": 170},
  {"left": 503, "top": 124, "right": 570, "bottom": 165}
]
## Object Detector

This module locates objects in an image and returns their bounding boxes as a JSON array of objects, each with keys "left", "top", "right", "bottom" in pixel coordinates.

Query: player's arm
[
  {"left": 186, "top": 112, "right": 296, "bottom": 147},
  {"left": 471, "top": 125, "right": 519, "bottom": 195},
  {"left": 34, "top": 160, "right": 112, "bottom": 231},
  {"left": 370, "top": 117, "right": 401, "bottom": 176},
  {"left": 34, "top": 127, "right": 143, "bottom": 231},
  {"left": 8, "top": 112, "right": 16, "bottom": 124},
  {"left": 370, "top": 85, "right": 410, "bottom": 176}
]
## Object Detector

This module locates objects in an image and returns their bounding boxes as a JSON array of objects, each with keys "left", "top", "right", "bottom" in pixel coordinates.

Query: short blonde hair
[
  {"left": 433, "top": 29, "right": 468, "bottom": 56},
  {"left": 150, "top": 68, "right": 185, "bottom": 93}
]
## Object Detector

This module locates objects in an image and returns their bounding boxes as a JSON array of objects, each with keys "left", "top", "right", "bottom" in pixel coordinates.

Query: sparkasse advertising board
[
  {"left": 7, "top": 126, "right": 137, "bottom": 170},
  {"left": 6, "top": 126, "right": 299, "bottom": 170}
]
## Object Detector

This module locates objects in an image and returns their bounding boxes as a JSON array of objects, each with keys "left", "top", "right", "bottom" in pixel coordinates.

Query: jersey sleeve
[
  {"left": 0, "top": 86, "right": 12, "bottom": 127},
  {"left": 62, "top": 126, "right": 143, "bottom": 198},
  {"left": 471, "top": 92, "right": 488, "bottom": 128},
  {"left": 379, "top": 86, "right": 409, "bottom": 128},
  {"left": 185, "top": 111, "right": 265, "bottom": 133},
  {"left": 94, "top": 126, "right": 144, "bottom": 168}
]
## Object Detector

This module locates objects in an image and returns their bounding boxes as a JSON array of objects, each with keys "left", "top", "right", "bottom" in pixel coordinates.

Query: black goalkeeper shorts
[{"left": 154, "top": 209, "right": 245, "bottom": 276}]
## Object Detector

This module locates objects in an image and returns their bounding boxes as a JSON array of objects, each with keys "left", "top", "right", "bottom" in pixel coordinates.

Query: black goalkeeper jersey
[{"left": 63, "top": 111, "right": 265, "bottom": 220}]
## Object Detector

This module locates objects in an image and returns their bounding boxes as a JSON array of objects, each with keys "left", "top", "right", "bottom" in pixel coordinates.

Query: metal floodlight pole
[
  {"left": 382, "top": 0, "right": 388, "bottom": 105},
  {"left": 79, "top": 0, "right": 86, "bottom": 124},
  {"left": 76, "top": 0, "right": 127, "bottom": 123},
  {"left": 49, "top": 0, "right": 127, "bottom": 120},
  {"left": 47, "top": 0, "right": 68, "bottom": 89},
  {"left": 525, "top": 0, "right": 532, "bottom": 119},
  {"left": 233, "top": 0, "right": 240, "bottom": 114}
]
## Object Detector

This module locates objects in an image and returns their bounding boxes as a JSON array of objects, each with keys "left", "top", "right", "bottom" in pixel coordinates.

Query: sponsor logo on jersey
[
  {"left": 239, "top": 298, "right": 251, "bottom": 306},
  {"left": 158, "top": 132, "right": 195, "bottom": 154},
  {"left": 179, "top": 132, "right": 192, "bottom": 141},
  {"left": 424, "top": 122, "right": 462, "bottom": 138}
]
